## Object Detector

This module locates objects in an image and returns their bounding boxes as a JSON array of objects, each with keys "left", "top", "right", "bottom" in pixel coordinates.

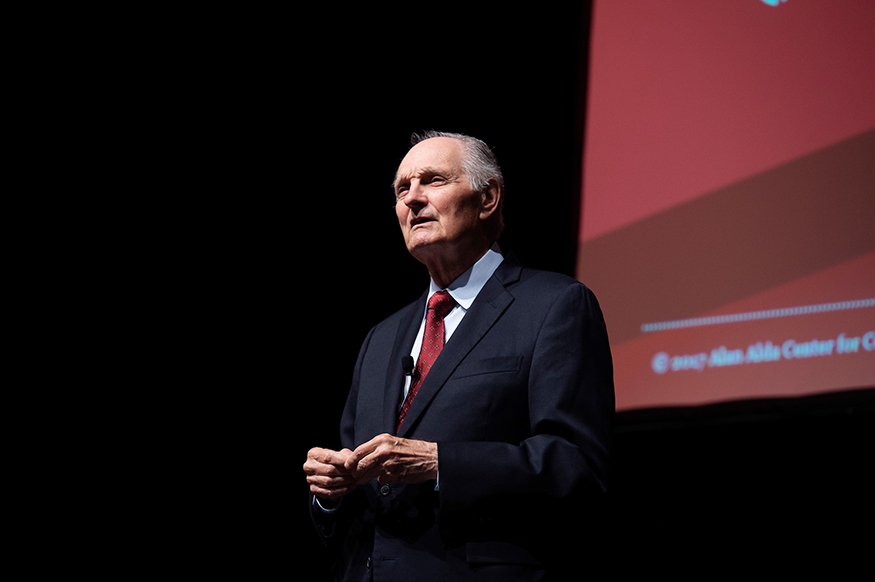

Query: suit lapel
[
  {"left": 384, "top": 292, "right": 427, "bottom": 435},
  {"left": 397, "top": 256, "right": 522, "bottom": 437}
]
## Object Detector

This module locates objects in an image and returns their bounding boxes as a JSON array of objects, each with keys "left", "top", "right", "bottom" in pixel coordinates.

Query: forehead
[{"left": 395, "top": 137, "right": 464, "bottom": 182}]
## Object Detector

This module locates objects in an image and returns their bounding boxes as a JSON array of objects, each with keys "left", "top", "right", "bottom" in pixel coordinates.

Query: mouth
[{"left": 410, "top": 216, "right": 436, "bottom": 228}]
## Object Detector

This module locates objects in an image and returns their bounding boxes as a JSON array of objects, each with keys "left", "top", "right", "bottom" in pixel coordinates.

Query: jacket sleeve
[{"left": 437, "top": 282, "right": 614, "bottom": 526}]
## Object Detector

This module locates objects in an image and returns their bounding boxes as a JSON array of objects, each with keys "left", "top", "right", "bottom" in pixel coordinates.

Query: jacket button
[{"left": 380, "top": 484, "right": 391, "bottom": 496}]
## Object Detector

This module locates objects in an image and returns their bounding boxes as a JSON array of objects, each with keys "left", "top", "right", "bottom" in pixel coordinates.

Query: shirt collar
[{"left": 427, "top": 242, "right": 505, "bottom": 310}]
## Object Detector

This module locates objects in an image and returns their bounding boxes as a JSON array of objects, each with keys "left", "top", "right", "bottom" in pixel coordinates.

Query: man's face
[{"left": 394, "top": 137, "right": 486, "bottom": 263}]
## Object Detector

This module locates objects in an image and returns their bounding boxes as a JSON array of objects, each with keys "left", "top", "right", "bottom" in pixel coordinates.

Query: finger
[
  {"left": 353, "top": 447, "right": 397, "bottom": 484},
  {"left": 347, "top": 434, "right": 397, "bottom": 473},
  {"left": 307, "top": 470, "right": 358, "bottom": 494},
  {"left": 304, "top": 458, "right": 353, "bottom": 478},
  {"left": 303, "top": 457, "right": 337, "bottom": 477},
  {"left": 306, "top": 448, "right": 357, "bottom": 480},
  {"left": 344, "top": 442, "right": 375, "bottom": 473},
  {"left": 307, "top": 473, "right": 357, "bottom": 490},
  {"left": 309, "top": 447, "right": 353, "bottom": 468},
  {"left": 329, "top": 448, "right": 354, "bottom": 468}
]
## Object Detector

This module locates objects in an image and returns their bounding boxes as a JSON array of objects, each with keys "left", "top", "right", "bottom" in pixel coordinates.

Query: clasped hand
[{"left": 304, "top": 434, "right": 438, "bottom": 500}]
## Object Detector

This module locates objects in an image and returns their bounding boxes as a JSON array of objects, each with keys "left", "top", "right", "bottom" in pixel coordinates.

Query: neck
[{"left": 422, "top": 241, "right": 493, "bottom": 289}]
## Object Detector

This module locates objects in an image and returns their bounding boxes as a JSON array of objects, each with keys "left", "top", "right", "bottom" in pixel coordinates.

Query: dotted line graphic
[{"left": 641, "top": 298, "right": 875, "bottom": 333}]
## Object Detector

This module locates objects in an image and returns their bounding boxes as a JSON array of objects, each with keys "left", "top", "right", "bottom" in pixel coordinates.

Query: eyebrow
[{"left": 393, "top": 166, "right": 448, "bottom": 191}]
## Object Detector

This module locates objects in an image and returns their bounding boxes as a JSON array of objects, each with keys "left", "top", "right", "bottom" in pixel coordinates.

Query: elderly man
[{"left": 304, "top": 131, "right": 614, "bottom": 581}]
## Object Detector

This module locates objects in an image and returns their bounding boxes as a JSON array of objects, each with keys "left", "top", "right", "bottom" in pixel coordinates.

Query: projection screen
[{"left": 576, "top": 0, "right": 875, "bottom": 411}]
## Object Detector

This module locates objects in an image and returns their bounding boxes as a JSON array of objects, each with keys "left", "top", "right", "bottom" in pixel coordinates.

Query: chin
[
  {"left": 406, "top": 238, "right": 443, "bottom": 262},
  {"left": 407, "top": 230, "right": 436, "bottom": 249}
]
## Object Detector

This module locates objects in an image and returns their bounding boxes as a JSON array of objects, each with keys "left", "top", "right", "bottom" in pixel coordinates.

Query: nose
[{"left": 404, "top": 180, "right": 428, "bottom": 209}]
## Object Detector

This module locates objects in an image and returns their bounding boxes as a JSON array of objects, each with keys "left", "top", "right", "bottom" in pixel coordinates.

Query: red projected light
[{"left": 577, "top": 0, "right": 875, "bottom": 410}]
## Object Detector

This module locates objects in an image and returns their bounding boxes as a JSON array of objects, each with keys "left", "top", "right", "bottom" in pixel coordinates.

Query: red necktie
[{"left": 397, "top": 291, "right": 457, "bottom": 432}]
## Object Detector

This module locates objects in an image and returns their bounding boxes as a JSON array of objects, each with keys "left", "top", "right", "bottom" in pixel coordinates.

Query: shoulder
[
  {"left": 519, "top": 266, "right": 585, "bottom": 292},
  {"left": 499, "top": 255, "right": 597, "bottom": 301},
  {"left": 493, "top": 258, "right": 606, "bottom": 327}
]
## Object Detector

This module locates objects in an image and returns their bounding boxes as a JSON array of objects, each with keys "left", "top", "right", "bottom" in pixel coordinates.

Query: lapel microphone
[{"left": 402, "top": 356, "right": 415, "bottom": 377}]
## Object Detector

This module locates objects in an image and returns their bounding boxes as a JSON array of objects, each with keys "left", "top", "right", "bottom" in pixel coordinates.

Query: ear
[{"left": 479, "top": 178, "right": 502, "bottom": 220}]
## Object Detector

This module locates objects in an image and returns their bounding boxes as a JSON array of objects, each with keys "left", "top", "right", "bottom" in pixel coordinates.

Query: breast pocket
[
  {"left": 452, "top": 356, "right": 523, "bottom": 379},
  {"left": 429, "top": 355, "right": 527, "bottom": 441}
]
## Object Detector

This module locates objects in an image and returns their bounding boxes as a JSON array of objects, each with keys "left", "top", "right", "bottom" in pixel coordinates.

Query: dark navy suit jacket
[{"left": 310, "top": 254, "right": 614, "bottom": 581}]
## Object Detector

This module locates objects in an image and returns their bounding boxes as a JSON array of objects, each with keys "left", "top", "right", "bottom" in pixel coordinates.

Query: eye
[{"left": 395, "top": 184, "right": 409, "bottom": 200}]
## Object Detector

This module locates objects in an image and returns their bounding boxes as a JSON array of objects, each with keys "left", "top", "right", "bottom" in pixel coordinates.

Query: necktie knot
[{"left": 428, "top": 291, "right": 456, "bottom": 319}]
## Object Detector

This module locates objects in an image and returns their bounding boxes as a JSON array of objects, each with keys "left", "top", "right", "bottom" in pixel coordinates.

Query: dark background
[{"left": 279, "top": 4, "right": 872, "bottom": 579}]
